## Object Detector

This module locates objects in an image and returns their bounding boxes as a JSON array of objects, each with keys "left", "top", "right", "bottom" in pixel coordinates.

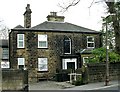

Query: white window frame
[
  {"left": 64, "top": 38, "right": 71, "bottom": 54},
  {"left": 87, "top": 36, "right": 95, "bottom": 48},
  {"left": 17, "top": 58, "right": 25, "bottom": 69},
  {"left": 17, "top": 34, "right": 25, "bottom": 48},
  {"left": 38, "top": 58, "right": 48, "bottom": 71},
  {"left": 62, "top": 58, "right": 77, "bottom": 70},
  {"left": 38, "top": 34, "right": 48, "bottom": 48}
]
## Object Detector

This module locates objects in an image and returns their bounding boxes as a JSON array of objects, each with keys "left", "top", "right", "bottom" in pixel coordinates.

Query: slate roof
[
  {"left": 31, "top": 21, "right": 100, "bottom": 33},
  {"left": 0, "top": 40, "right": 8, "bottom": 47},
  {"left": 79, "top": 49, "right": 93, "bottom": 54},
  {"left": 14, "top": 25, "right": 24, "bottom": 29}
]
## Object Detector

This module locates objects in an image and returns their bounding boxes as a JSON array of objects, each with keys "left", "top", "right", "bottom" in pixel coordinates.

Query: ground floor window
[
  {"left": 83, "top": 57, "right": 89, "bottom": 66},
  {"left": 62, "top": 58, "right": 77, "bottom": 70},
  {"left": 38, "top": 58, "right": 48, "bottom": 71},
  {"left": 18, "top": 58, "right": 25, "bottom": 69}
]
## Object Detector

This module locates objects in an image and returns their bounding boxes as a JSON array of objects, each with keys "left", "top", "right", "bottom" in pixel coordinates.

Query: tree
[
  {"left": 102, "top": 18, "right": 115, "bottom": 50},
  {"left": 105, "top": 2, "right": 120, "bottom": 54},
  {"left": 88, "top": 47, "right": 120, "bottom": 63},
  {"left": 58, "top": 0, "right": 120, "bottom": 54},
  {"left": 0, "top": 20, "right": 10, "bottom": 39}
]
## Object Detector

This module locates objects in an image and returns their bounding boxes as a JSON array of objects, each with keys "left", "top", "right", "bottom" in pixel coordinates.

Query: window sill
[
  {"left": 17, "top": 48, "right": 25, "bottom": 49},
  {"left": 38, "top": 47, "right": 48, "bottom": 49},
  {"left": 87, "top": 47, "right": 95, "bottom": 49},
  {"left": 64, "top": 53, "right": 71, "bottom": 55},
  {"left": 37, "top": 71, "right": 49, "bottom": 73}
]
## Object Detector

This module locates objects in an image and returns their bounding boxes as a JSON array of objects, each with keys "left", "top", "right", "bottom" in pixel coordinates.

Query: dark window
[
  {"left": 64, "top": 37, "right": 71, "bottom": 54},
  {"left": 67, "top": 62, "right": 75, "bottom": 70}
]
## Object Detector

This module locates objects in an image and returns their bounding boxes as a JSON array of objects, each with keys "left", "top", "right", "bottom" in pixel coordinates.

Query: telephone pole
[{"left": 105, "top": 20, "right": 109, "bottom": 86}]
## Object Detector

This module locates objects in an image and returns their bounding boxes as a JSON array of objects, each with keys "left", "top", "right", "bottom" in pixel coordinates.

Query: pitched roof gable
[{"left": 14, "top": 25, "right": 24, "bottom": 29}]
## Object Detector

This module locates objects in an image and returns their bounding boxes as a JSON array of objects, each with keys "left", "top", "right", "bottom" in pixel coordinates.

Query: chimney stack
[
  {"left": 23, "top": 4, "right": 32, "bottom": 28},
  {"left": 47, "top": 12, "right": 65, "bottom": 22}
]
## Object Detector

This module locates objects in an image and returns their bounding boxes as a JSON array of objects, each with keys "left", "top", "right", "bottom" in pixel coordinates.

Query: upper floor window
[
  {"left": 64, "top": 37, "right": 71, "bottom": 54},
  {"left": 38, "top": 34, "right": 48, "bottom": 48},
  {"left": 18, "top": 58, "right": 25, "bottom": 69},
  {"left": 38, "top": 58, "right": 48, "bottom": 71},
  {"left": 2, "top": 48, "right": 9, "bottom": 59},
  {"left": 17, "top": 34, "right": 24, "bottom": 48},
  {"left": 87, "top": 36, "right": 95, "bottom": 48}
]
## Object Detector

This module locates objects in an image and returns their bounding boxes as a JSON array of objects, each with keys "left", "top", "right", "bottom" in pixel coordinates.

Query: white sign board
[{"left": 1, "top": 61, "right": 10, "bottom": 68}]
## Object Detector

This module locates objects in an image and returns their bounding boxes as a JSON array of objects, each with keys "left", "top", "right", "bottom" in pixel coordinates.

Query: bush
[
  {"left": 71, "top": 74, "right": 84, "bottom": 86},
  {"left": 88, "top": 47, "right": 120, "bottom": 63},
  {"left": 72, "top": 79, "right": 84, "bottom": 86}
]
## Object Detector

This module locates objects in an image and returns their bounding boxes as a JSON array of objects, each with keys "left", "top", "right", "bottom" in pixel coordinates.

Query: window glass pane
[
  {"left": 17, "top": 34, "right": 24, "bottom": 48},
  {"left": 19, "top": 41, "right": 23, "bottom": 47},
  {"left": 38, "top": 35, "right": 47, "bottom": 41},
  {"left": 19, "top": 35, "right": 23, "bottom": 40},
  {"left": 88, "top": 37, "right": 94, "bottom": 42},
  {"left": 39, "top": 64, "right": 48, "bottom": 71},
  {"left": 88, "top": 43, "right": 94, "bottom": 47},
  {"left": 39, "top": 41, "right": 47, "bottom": 47},
  {"left": 2, "top": 48, "right": 9, "bottom": 59},
  {"left": 38, "top": 35, "right": 48, "bottom": 48},
  {"left": 38, "top": 58, "right": 48, "bottom": 71},
  {"left": 18, "top": 58, "right": 25, "bottom": 65},
  {"left": 87, "top": 36, "right": 94, "bottom": 48},
  {"left": 64, "top": 40, "right": 70, "bottom": 54}
]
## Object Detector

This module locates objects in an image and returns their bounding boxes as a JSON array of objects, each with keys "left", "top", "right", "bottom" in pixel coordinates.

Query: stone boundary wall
[
  {"left": 1, "top": 69, "right": 28, "bottom": 91},
  {"left": 87, "top": 62, "right": 120, "bottom": 83}
]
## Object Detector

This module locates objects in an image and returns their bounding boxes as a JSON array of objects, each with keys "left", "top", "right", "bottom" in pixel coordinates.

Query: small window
[
  {"left": 17, "top": 34, "right": 24, "bottom": 48},
  {"left": 87, "top": 36, "right": 95, "bottom": 48},
  {"left": 38, "top": 58, "right": 48, "bottom": 71},
  {"left": 18, "top": 58, "right": 25, "bottom": 69},
  {"left": 38, "top": 34, "right": 48, "bottom": 48},
  {"left": 83, "top": 57, "right": 88, "bottom": 65},
  {"left": 64, "top": 37, "right": 71, "bottom": 54}
]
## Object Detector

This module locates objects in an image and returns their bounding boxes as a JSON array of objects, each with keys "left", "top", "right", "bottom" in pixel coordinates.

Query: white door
[{"left": 62, "top": 58, "right": 77, "bottom": 70}]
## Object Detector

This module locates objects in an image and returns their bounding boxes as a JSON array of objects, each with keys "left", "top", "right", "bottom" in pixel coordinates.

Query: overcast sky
[{"left": 0, "top": 0, "right": 107, "bottom": 31}]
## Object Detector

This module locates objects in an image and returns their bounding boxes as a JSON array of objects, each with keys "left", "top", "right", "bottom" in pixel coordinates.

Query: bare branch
[
  {"left": 88, "top": 0, "right": 95, "bottom": 9},
  {"left": 58, "top": 0, "right": 81, "bottom": 13}
]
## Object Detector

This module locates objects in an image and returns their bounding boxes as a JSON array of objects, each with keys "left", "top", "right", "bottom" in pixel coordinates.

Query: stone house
[
  {"left": 9, "top": 4, "right": 102, "bottom": 82},
  {"left": 0, "top": 40, "right": 9, "bottom": 68}
]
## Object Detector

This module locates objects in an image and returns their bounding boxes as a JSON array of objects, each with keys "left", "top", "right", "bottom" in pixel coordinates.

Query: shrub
[
  {"left": 72, "top": 75, "right": 84, "bottom": 86},
  {"left": 72, "top": 79, "right": 83, "bottom": 86},
  {"left": 88, "top": 47, "right": 120, "bottom": 63}
]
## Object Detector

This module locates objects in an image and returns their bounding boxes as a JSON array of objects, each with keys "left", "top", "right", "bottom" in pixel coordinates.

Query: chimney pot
[
  {"left": 24, "top": 4, "right": 32, "bottom": 28},
  {"left": 47, "top": 12, "right": 65, "bottom": 22}
]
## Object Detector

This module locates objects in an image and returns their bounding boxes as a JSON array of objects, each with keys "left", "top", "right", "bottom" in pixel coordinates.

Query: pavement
[
  {"left": 29, "top": 80, "right": 120, "bottom": 91},
  {"left": 29, "top": 81, "right": 75, "bottom": 90},
  {"left": 65, "top": 80, "right": 119, "bottom": 90}
]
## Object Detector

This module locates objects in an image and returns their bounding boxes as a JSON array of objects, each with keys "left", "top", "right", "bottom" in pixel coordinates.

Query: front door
[
  {"left": 62, "top": 58, "right": 77, "bottom": 70},
  {"left": 67, "top": 62, "right": 75, "bottom": 70}
]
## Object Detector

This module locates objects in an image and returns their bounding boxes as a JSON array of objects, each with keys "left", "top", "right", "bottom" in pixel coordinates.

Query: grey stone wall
[
  {"left": 1, "top": 69, "right": 28, "bottom": 91},
  {"left": 87, "top": 62, "right": 120, "bottom": 83}
]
